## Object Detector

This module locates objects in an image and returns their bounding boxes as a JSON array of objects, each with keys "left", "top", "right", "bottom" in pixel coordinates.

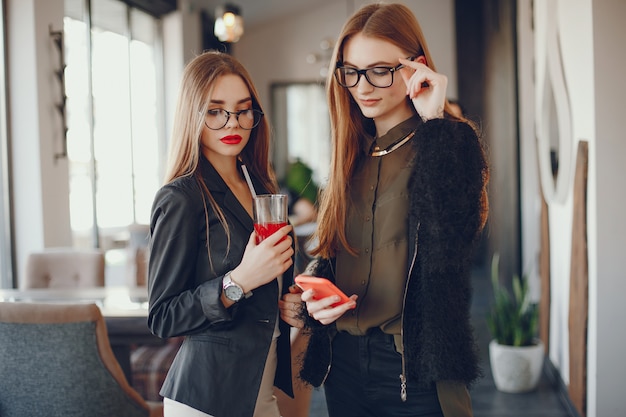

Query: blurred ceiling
[{"left": 189, "top": 0, "right": 336, "bottom": 28}]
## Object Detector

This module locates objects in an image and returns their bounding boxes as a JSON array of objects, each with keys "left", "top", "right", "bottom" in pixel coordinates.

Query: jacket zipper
[
  {"left": 320, "top": 333, "right": 333, "bottom": 385},
  {"left": 400, "top": 222, "right": 420, "bottom": 402},
  {"left": 319, "top": 260, "right": 337, "bottom": 385}
]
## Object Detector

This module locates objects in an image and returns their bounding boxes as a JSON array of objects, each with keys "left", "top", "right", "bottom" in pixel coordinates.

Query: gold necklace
[{"left": 368, "top": 130, "right": 416, "bottom": 157}]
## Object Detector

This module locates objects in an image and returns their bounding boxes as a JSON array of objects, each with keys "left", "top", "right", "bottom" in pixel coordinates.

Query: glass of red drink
[{"left": 253, "top": 194, "right": 288, "bottom": 243}]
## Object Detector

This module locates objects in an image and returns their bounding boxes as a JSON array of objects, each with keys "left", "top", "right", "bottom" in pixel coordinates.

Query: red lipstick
[{"left": 220, "top": 135, "right": 242, "bottom": 145}]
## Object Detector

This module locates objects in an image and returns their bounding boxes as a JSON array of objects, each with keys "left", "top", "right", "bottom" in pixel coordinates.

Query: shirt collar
[{"left": 366, "top": 115, "right": 421, "bottom": 155}]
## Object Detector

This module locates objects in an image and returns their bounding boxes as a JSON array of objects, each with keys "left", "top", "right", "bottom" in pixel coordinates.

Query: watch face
[{"left": 225, "top": 284, "right": 244, "bottom": 301}]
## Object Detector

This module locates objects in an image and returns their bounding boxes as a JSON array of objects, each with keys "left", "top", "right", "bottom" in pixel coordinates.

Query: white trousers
[
  {"left": 164, "top": 397, "right": 212, "bottom": 417},
  {"left": 254, "top": 336, "right": 281, "bottom": 417}
]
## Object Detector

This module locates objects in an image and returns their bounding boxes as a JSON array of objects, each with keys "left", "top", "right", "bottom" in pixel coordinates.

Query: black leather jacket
[
  {"left": 300, "top": 119, "right": 487, "bottom": 392},
  {"left": 148, "top": 158, "right": 294, "bottom": 416}
]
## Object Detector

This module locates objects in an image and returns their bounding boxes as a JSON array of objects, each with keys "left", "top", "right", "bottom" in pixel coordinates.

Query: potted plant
[{"left": 486, "top": 253, "right": 544, "bottom": 393}]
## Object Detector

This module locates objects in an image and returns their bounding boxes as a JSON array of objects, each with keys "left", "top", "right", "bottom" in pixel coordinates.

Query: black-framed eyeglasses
[
  {"left": 334, "top": 56, "right": 416, "bottom": 88},
  {"left": 204, "top": 108, "right": 264, "bottom": 130}
]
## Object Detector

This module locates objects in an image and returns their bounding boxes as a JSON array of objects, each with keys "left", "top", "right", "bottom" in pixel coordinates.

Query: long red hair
[{"left": 313, "top": 3, "right": 486, "bottom": 258}]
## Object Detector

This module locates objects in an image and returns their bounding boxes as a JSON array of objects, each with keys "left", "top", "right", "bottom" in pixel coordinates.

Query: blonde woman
[
  {"left": 148, "top": 51, "right": 299, "bottom": 417},
  {"left": 296, "top": 4, "right": 489, "bottom": 417}
]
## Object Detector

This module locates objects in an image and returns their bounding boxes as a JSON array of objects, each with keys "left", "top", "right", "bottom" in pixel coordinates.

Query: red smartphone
[{"left": 295, "top": 275, "right": 352, "bottom": 308}]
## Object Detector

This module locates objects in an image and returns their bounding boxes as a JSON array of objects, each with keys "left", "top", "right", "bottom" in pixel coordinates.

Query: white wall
[
  {"left": 162, "top": 0, "right": 203, "bottom": 163},
  {"left": 7, "top": 0, "right": 72, "bottom": 283},
  {"left": 590, "top": 1, "right": 626, "bottom": 415},
  {"left": 533, "top": 0, "right": 594, "bottom": 382},
  {"left": 521, "top": 0, "right": 626, "bottom": 415}
]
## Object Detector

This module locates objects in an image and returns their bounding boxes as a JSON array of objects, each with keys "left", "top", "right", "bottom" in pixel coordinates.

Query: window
[
  {"left": 64, "top": 0, "right": 164, "bottom": 248},
  {"left": 271, "top": 83, "right": 330, "bottom": 187}
]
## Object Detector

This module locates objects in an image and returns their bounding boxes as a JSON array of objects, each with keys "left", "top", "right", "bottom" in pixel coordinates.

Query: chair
[
  {"left": 131, "top": 336, "right": 184, "bottom": 402},
  {"left": 23, "top": 247, "right": 105, "bottom": 289},
  {"left": 0, "top": 302, "right": 163, "bottom": 417}
]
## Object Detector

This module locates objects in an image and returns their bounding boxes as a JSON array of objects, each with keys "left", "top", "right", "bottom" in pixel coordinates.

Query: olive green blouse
[{"left": 336, "top": 115, "right": 421, "bottom": 341}]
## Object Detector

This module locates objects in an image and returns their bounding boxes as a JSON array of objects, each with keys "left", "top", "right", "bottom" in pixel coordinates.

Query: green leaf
[{"left": 486, "top": 252, "right": 539, "bottom": 347}]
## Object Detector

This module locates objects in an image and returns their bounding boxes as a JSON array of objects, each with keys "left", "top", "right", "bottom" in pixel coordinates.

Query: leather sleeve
[{"left": 147, "top": 183, "right": 233, "bottom": 338}]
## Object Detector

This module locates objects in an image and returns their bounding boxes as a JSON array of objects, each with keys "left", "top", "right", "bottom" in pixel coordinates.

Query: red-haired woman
[{"left": 296, "top": 4, "right": 489, "bottom": 417}]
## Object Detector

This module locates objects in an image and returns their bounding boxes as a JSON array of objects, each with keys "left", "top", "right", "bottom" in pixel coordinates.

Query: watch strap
[{"left": 223, "top": 271, "right": 252, "bottom": 301}]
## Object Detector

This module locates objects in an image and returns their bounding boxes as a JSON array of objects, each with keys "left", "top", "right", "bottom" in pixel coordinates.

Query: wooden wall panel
[
  {"left": 539, "top": 184, "right": 550, "bottom": 354},
  {"left": 568, "top": 141, "right": 589, "bottom": 417}
]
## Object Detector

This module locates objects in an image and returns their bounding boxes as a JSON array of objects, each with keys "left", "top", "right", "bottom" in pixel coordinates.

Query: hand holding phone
[{"left": 295, "top": 275, "right": 352, "bottom": 308}]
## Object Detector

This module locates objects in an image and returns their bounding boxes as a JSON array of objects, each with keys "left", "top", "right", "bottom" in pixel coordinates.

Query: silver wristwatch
[{"left": 222, "top": 271, "right": 251, "bottom": 302}]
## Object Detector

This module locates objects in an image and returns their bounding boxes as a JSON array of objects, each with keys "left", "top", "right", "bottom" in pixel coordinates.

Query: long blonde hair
[
  {"left": 313, "top": 3, "right": 476, "bottom": 258},
  {"left": 164, "top": 51, "right": 277, "bottom": 268},
  {"left": 165, "top": 50, "right": 275, "bottom": 191}
]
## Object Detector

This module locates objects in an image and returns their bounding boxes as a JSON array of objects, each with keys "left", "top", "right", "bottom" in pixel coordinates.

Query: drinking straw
[{"left": 241, "top": 165, "right": 257, "bottom": 199}]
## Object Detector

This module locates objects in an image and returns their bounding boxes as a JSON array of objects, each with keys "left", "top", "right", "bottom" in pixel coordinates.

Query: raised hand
[{"left": 399, "top": 56, "right": 448, "bottom": 121}]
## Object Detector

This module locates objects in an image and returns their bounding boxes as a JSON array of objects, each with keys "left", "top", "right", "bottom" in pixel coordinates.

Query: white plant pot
[{"left": 489, "top": 338, "right": 545, "bottom": 393}]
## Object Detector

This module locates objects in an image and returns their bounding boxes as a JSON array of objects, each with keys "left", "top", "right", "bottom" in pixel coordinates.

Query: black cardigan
[{"left": 299, "top": 118, "right": 487, "bottom": 390}]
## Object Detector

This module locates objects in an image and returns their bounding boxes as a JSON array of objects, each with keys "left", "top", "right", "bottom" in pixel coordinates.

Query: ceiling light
[{"left": 214, "top": 4, "right": 244, "bottom": 43}]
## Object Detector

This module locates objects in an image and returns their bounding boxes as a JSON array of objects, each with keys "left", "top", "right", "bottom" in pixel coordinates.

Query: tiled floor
[{"left": 306, "top": 266, "right": 577, "bottom": 417}]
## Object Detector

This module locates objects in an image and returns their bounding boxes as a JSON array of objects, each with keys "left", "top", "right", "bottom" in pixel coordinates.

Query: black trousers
[{"left": 324, "top": 329, "right": 444, "bottom": 417}]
